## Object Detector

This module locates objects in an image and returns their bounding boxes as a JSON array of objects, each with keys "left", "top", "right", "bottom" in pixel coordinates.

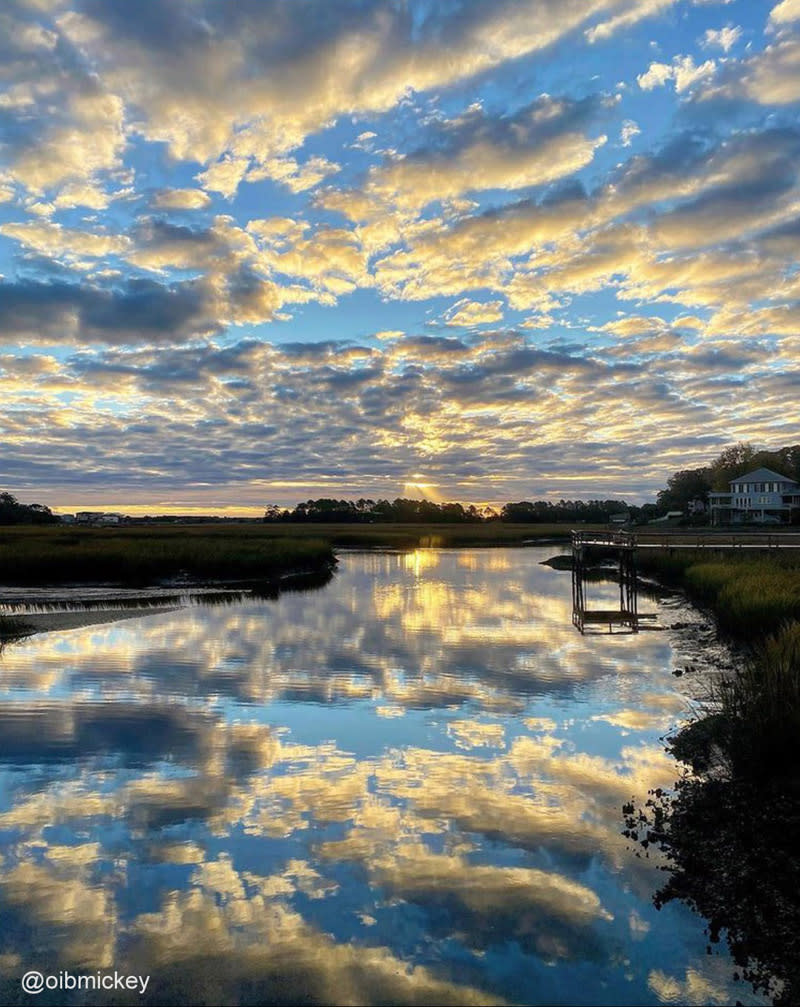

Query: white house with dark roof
[{"left": 708, "top": 467, "right": 800, "bottom": 525}]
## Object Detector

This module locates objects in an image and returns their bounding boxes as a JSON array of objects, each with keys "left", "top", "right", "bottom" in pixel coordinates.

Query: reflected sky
[{"left": 0, "top": 549, "right": 763, "bottom": 1005}]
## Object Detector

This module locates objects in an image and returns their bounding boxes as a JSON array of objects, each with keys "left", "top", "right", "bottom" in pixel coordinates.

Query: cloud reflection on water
[{"left": 0, "top": 549, "right": 757, "bottom": 1005}]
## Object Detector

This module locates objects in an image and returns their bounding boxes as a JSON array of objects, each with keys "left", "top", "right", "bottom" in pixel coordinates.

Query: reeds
[
  {"left": 0, "top": 527, "right": 335, "bottom": 586},
  {"left": 711, "top": 622, "right": 800, "bottom": 779},
  {"left": 639, "top": 552, "right": 800, "bottom": 637}
]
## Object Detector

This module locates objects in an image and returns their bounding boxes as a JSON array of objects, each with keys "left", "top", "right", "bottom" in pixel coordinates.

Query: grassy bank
[
  {"left": 0, "top": 520, "right": 586, "bottom": 592},
  {"left": 627, "top": 548, "right": 800, "bottom": 1003},
  {"left": 0, "top": 520, "right": 584, "bottom": 588},
  {"left": 0, "top": 525, "right": 336, "bottom": 587},
  {"left": 256, "top": 521, "right": 583, "bottom": 548},
  {"left": 638, "top": 550, "right": 800, "bottom": 639},
  {"left": 627, "top": 621, "right": 800, "bottom": 1005}
]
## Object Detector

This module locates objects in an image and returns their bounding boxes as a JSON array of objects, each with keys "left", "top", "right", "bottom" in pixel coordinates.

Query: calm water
[{"left": 0, "top": 548, "right": 760, "bottom": 1006}]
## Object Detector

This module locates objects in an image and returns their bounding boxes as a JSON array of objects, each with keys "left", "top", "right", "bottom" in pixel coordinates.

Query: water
[{"left": 0, "top": 548, "right": 761, "bottom": 1005}]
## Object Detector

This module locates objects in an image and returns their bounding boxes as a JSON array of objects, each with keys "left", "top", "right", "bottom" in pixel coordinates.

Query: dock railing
[
  {"left": 572, "top": 530, "right": 636, "bottom": 549},
  {"left": 571, "top": 529, "right": 800, "bottom": 552}
]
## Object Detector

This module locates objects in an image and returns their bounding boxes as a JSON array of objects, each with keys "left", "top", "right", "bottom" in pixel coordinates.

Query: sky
[{"left": 1, "top": 0, "right": 799, "bottom": 515}]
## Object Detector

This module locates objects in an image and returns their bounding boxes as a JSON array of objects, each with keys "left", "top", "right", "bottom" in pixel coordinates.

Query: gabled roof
[{"left": 729, "top": 467, "right": 797, "bottom": 486}]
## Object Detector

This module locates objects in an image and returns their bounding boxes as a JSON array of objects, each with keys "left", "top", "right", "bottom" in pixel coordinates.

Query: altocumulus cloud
[{"left": 0, "top": 0, "right": 798, "bottom": 509}]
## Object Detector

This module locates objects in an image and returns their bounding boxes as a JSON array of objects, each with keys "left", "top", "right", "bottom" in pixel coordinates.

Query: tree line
[
  {"left": 0, "top": 492, "right": 59, "bottom": 525},
  {"left": 263, "top": 496, "right": 655, "bottom": 524}
]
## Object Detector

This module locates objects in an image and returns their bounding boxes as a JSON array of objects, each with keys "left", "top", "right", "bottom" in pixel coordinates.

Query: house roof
[{"left": 729, "top": 467, "right": 797, "bottom": 486}]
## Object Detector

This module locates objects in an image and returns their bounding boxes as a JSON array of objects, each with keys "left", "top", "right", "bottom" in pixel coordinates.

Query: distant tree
[
  {"left": 634, "top": 503, "right": 660, "bottom": 525},
  {"left": 501, "top": 499, "right": 632, "bottom": 523},
  {"left": 750, "top": 445, "right": 800, "bottom": 484},
  {"left": 708, "top": 442, "right": 756, "bottom": 491},
  {"left": 0, "top": 492, "right": 59, "bottom": 525},
  {"left": 501, "top": 501, "right": 538, "bottom": 522},
  {"left": 656, "top": 468, "right": 712, "bottom": 513}
]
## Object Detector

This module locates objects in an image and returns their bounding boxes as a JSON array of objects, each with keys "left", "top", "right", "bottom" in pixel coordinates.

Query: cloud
[
  {"left": 1, "top": 316, "right": 792, "bottom": 507},
  {"left": 0, "top": 0, "right": 798, "bottom": 509},
  {"left": 0, "top": 275, "right": 219, "bottom": 345},
  {"left": 0, "top": 6, "right": 127, "bottom": 202},
  {"left": 700, "top": 24, "right": 742, "bottom": 51},
  {"left": 443, "top": 299, "right": 506, "bottom": 327},
  {"left": 353, "top": 95, "right": 609, "bottom": 215},
  {"left": 51, "top": 1, "right": 668, "bottom": 197},
  {"left": 703, "top": 35, "right": 800, "bottom": 104},
  {"left": 638, "top": 55, "right": 717, "bottom": 92},
  {"left": 0, "top": 219, "right": 130, "bottom": 262},
  {"left": 620, "top": 119, "right": 641, "bottom": 146},
  {"left": 151, "top": 188, "right": 212, "bottom": 210},
  {"left": 586, "top": 0, "right": 679, "bottom": 44},
  {"left": 769, "top": 0, "right": 800, "bottom": 25}
]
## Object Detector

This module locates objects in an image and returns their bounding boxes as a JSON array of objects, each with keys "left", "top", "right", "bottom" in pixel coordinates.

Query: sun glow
[{"left": 402, "top": 478, "right": 442, "bottom": 502}]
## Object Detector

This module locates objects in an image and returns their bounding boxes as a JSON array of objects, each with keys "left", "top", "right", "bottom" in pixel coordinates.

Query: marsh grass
[
  {"left": 0, "top": 526, "right": 335, "bottom": 586},
  {"left": 638, "top": 551, "right": 800, "bottom": 637},
  {"left": 710, "top": 622, "right": 800, "bottom": 779},
  {"left": 631, "top": 622, "right": 800, "bottom": 1005},
  {"left": 0, "top": 521, "right": 590, "bottom": 588},
  {"left": 253, "top": 521, "right": 584, "bottom": 548}
]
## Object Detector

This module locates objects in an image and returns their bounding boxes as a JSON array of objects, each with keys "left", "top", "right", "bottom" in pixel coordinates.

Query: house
[
  {"left": 75, "top": 511, "right": 101, "bottom": 524},
  {"left": 75, "top": 511, "right": 124, "bottom": 526},
  {"left": 708, "top": 467, "right": 800, "bottom": 525}
]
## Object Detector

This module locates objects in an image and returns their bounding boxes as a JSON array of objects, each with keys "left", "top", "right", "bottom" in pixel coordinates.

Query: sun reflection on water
[{"left": 0, "top": 548, "right": 763, "bottom": 1006}]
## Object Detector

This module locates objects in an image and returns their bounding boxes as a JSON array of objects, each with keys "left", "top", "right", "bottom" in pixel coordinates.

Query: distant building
[
  {"left": 648, "top": 510, "right": 684, "bottom": 525},
  {"left": 75, "top": 511, "right": 124, "bottom": 526},
  {"left": 98, "top": 513, "right": 123, "bottom": 525},
  {"left": 708, "top": 468, "right": 800, "bottom": 525}
]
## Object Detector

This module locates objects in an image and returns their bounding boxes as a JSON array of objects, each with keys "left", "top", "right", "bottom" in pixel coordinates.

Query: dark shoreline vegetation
[
  {"left": 0, "top": 524, "right": 338, "bottom": 587},
  {"left": 0, "top": 521, "right": 581, "bottom": 589},
  {"left": 625, "top": 554, "right": 800, "bottom": 1005}
]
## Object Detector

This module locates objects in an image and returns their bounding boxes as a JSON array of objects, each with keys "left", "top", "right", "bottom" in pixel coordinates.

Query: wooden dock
[
  {"left": 572, "top": 531, "right": 639, "bottom": 634},
  {"left": 573, "top": 530, "right": 800, "bottom": 552},
  {"left": 570, "top": 529, "right": 800, "bottom": 634}
]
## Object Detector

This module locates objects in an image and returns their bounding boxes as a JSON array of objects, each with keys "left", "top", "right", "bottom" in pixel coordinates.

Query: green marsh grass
[
  {"left": 638, "top": 551, "right": 800, "bottom": 638},
  {"left": 0, "top": 525, "right": 335, "bottom": 586}
]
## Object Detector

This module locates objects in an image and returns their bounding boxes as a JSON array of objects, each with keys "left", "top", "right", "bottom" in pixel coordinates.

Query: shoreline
[
  {"left": 0, "top": 564, "right": 336, "bottom": 642},
  {"left": 1, "top": 605, "right": 183, "bottom": 638}
]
